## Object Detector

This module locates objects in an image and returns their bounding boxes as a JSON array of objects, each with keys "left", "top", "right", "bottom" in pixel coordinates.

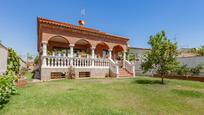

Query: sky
[{"left": 0, "top": 0, "right": 204, "bottom": 59}]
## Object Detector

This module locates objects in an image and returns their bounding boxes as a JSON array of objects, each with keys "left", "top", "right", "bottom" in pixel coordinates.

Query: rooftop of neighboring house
[
  {"left": 177, "top": 48, "right": 197, "bottom": 57},
  {"left": 128, "top": 47, "right": 150, "bottom": 50},
  {"left": 0, "top": 42, "right": 8, "bottom": 50}
]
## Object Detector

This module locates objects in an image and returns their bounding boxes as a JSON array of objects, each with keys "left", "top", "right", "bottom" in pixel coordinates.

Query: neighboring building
[
  {"left": 0, "top": 43, "right": 8, "bottom": 75},
  {"left": 27, "top": 57, "right": 34, "bottom": 71},
  {"left": 37, "top": 17, "right": 135, "bottom": 81},
  {"left": 0, "top": 43, "right": 27, "bottom": 75},
  {"left": 177, "top": 48, "right": 197, "bottom": 57},
  {"left": 128, "top": 47, "right": 150, "bottom": 60},
  {"left": 19, "top": 57, "right": 27, "bottom": 70}
]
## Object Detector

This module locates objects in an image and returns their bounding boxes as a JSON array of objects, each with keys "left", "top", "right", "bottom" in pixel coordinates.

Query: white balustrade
[
  {"left": 109, "top": 59, "right": 119, "bottom": 78},
  {"left": 42, "top": 56, "right": 110, "bottom": 68},
  {"left": 124, "top": 60, "right": 136, "bottom": 77}
]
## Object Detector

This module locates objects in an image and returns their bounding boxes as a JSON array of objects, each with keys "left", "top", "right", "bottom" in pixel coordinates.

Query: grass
[
  {"left": 24, "top": 71, "right": 33, "bottom": 81},
  {"left": 1, "top": 77, "right": 204, "bottom": 115}
]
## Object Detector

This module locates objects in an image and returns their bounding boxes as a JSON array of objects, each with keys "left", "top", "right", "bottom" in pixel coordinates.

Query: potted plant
[
  {"left": 67, "top": 66, "right": 75, "bottom": 79},
  {"left": 61, "top": 50, "right": 66, "bottom": 57}
]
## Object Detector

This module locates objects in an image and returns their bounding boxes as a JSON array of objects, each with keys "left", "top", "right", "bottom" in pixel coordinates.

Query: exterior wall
[
  {"left": 133, "top": 56, "right": 204, "bottom": 77},
  {"left": 177, "top": 56, "right": 204, "bottom": 76},
  {"left": 41, "top": 67, "right": 110, "bottom": 81},
  {"left": 0, "top": 44, "right": 8, "bottom": 75},
  {"left": 75, "top": 68, "right": 109, "bottom": 78},
  {"left": 128, "top": 47, "right": 149, "bottom": 58},
  {"left": 19, "top": 58, "right": 26, "bottom": 70}
]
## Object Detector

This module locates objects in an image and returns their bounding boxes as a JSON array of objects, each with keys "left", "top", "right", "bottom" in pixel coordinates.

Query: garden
[
  {"left": 1, "top": 77, "right": 204, "bottom": 115},
  {"left": 1, "top": 31, "right": 204, "bottom": 115}
]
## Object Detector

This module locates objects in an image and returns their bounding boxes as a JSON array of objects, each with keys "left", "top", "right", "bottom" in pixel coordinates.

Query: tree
[
  {"left": 27, "top": 53, "right": 33, "bottom": 60},
  {"left": 34, "top": 55, "right": 39, "bottom": 65},
  {"left": 196, "top": 45, "right": 204, "bottom": 56},
  {"left": 141, "top": 31, "right": 178, "bottom": 84},
  {"left": 6, "top": 48, "right": 20, "bottom": 75}
]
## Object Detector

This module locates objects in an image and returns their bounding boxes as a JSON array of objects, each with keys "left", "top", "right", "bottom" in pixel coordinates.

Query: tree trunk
[{"left": 161, "top": 76, "right": 164, "bottom": 84}]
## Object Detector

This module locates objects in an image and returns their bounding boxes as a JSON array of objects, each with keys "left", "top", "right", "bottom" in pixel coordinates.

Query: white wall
[
  {"left": 177, "top": 56, "right": 204, "bottom": 76},
  {"left": 0, "top": 44, "right": 8, "bottom": 75}
]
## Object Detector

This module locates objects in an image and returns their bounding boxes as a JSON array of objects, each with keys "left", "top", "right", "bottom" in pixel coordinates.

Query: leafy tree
[
  {"left": 141, "top": 31, "right": 178, "bottom": 84},
  {"left": 6, "top": 48, "right": 20, "bottom": 75},
  {"left": 34, "top": 55, "right": 39, "bottom": 65},
  {"left": 27, "top": 53, "right": 33, "bottom": 60},
  {"left": 196, "top": 45, "right": 204, "bottom": 56}
]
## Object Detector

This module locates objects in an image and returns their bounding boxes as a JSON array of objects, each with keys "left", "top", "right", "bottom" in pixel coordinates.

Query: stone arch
[
  {"left": 95, "top": 42, "right": 110, "bottom": 58},
  {"left": 74, "top": 39, "right": 92, "bottom": 58},
  {"left": 47, "top": 36, "right": 70, "bottom": 52},
  {"left": 112, "top": 45, "right": 124, "bottom": 60}
]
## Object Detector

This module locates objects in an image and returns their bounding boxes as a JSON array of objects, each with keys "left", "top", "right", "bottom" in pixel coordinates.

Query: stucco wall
[
  {"left": 133, "top": 56, "right": 204, "bottom": 77},
  {"left": 177, "top": 56, "right": 204, "bottom": 76},
  {"left": 41, "top": 67, "right": 110, "bottom": 81},
  {"left": 0, "top": 44, "right": 8, "bottom": 75},
  {"left": 19, "top": 58, "right": 26, "bottom": 70}
]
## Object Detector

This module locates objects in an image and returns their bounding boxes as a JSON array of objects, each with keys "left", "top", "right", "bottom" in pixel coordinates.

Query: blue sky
[{"left": 0, "top": 0, "right": 204, "bottom": 58}]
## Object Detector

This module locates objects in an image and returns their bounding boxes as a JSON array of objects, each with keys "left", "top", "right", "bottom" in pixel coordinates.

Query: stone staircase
[{"left": 119, "top": 68, "right": 132, "bottom": 77}]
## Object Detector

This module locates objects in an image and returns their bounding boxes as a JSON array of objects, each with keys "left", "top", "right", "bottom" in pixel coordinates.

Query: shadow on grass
[{"left": 133, "top": 79, "right": 164, "bottom": 85}]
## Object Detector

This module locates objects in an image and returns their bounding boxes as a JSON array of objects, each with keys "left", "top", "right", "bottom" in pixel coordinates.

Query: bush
[
  {"left": 175, "top": 64, "right": 203, "bottom": 77},
  {"left": 190, "top": 64, "right": 203, "bottom": 75},
  {"left": 176, "top": 64, "right": 189, "bottom": 76},
  {"left": 0, "top": 75, "right": 17, "bottom": 109}
]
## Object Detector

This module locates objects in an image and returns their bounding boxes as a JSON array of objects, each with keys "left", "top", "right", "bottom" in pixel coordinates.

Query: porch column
[
  {"left": 70, "top": 44, "right": 74, "bottom": 66},
  {"left": 42, "top": 41, "right": 47, "bottom": 56},
  {"left": 42, "top": 41, "right": 47, "bottom": 67},
  {"left": 123, "top": 51, "right": 126, "bottom": 68},
  {"left": 108, "top": 49, "right": 112, "bottom": 59},
  {"left": 91, "top": 46, "right": 95, "bottom": 67}
]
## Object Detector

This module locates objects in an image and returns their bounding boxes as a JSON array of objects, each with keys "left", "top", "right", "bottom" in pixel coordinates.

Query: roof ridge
[{"left": 37, "top": 17, "right": 128, "bottom": 40}]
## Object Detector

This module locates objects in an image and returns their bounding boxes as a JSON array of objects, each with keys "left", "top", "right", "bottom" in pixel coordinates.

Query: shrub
[
  {"left": 0, "top": 75, "right": 17, "bottom": 109},
  {"left": 176, "top": 64, "right": 190, "bottom": 76},
  {"left": 190, "top": 64, "right": 203, "bottom": 75},
  {"left": 175, "top": 64, "right": 203, "bottom": 77}
]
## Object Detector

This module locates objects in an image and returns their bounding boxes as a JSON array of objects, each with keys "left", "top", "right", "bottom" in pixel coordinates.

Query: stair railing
[
  {"left": 124, "top": 60, "right": 136, "bottom": 77},
  {"left": 109, "top": 59, "right": 119, "bottom": 78}
]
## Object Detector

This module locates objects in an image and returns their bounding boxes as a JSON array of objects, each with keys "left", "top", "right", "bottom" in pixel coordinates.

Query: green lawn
[{"left": 1, "top": 77, "right": 204, "bottom": 115}]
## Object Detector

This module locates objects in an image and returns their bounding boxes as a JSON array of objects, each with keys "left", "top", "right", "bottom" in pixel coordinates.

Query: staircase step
[{"left": 119, "top": 68, "right": 133, "bottom": 77}]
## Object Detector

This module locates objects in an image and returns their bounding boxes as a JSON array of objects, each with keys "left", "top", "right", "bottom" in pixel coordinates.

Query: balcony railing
[{"left": 42, "top": 56, "right": 110, "bottom": 68}]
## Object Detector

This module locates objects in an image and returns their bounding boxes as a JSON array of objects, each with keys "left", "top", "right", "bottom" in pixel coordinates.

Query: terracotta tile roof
[{"left": 37, "top": 17, "right": 129, "bottom": 40}]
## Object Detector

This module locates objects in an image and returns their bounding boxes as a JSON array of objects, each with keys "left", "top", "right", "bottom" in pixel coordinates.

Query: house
[
  {"left": 19, "top": 57, "right": 27, "bottom": 70},
  {"left": 128, "top": 47, "right": 150, "bottom": 60},
  {"left": 37, "top": 17, "right": 135, "bottom": 81},
  {"left": 177, "top": 48, "right": 197, "bottom": 57},
  {"left": 0, "top": 43, "right": 8, "bottom": 75},
  {"left": 26, "top": 57, "right": 34, "bottom": 71}
]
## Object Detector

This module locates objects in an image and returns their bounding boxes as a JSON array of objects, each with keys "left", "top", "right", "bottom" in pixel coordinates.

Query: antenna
[
  {"left": 78, "top": 9, "right": 86, "bottom": 26},
  {"left": 81, "top": 9, "right": 86, "bottom": 18}
]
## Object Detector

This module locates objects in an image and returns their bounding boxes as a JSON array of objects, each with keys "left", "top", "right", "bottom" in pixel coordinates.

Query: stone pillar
[
  {"left": 91, "top": 46, "right": 95, "bottom": 67},
  {"left": 123, "top": 51, "right": 126, "bottom": 68},
  {"left": 108, "top": 49, "right": 112, "bottom": 59},
  {"left": 116, "top": 62, "right": 119, "bottom": 78},
  {"left": 70, "top": 44, "right": 74, "bottom": 58},
  {"left": 42, "top": 41, "right": 48, "bottom": 67},
  {"left": 132, "top": 64, "right": 136, "bottom": 77},
  {"left": 69, "top": 44, "right": 74, "bottom": 65},
  {"left": 42, "top": 41, "right": 47, "bottom": 56},
  {"left": 91, "top": 46, "right": 95, "bottom": 59}
]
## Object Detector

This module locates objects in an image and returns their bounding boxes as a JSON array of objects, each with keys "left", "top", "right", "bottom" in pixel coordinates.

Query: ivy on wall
[{"left": 6, "top": 48, "right": 20, "bottom": 75}]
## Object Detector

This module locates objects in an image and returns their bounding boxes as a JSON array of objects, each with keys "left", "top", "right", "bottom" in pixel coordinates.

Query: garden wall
[
  {"left": 134, "top": 56, "right": 204, "bottom": 77},
  {"left": 177, "top": 56, "right": 204, "bottom": 77},
  {"left": 0, "top": 43, "right": 8, "bottom": 75}
]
